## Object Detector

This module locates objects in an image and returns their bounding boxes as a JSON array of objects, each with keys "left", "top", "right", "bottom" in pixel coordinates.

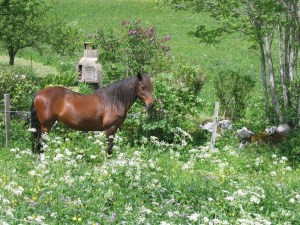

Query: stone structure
[{"left": 77, "top": 42, "right": 102, "bottom": 85}]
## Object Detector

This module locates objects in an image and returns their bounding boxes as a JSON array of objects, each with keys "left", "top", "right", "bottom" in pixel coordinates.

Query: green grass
[
  {"left": 0, "top": 55, "right": 58, "bottom": 76},
  {"left": 14, "top": 0, "right": 259, "bottom": 75}
]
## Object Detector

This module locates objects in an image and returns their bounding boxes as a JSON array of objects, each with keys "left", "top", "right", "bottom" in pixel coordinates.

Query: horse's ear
[{"left": 137, "top": 72, "right": 142, "bottom": 81}]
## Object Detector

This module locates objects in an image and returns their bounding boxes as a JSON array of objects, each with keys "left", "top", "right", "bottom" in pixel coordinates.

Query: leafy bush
[
  {"left": 213, "top": 68, "right": 255, "bottom": 121},
  {"left": 174, "top": 62, "right": 206, "bottom": 95},
  {"left": 94, "top": 19, "right": 172, "bottom": 83},
  {"left": 274, "top": 130, "right": 300, "bottom": 164},
  {"left": 281, "top": 76, "right": 300, "bottom": 125},
  {"left": 0, "top": 66, "right": 41, "bottom": 111},
  {"left": 42, "top": 71, "right": 77, "bottom": 87}
]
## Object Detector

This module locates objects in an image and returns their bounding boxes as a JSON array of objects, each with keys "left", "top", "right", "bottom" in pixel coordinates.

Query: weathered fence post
[
  {"left": 4, "top": 94, "right": 11, "bottom": 146},
  {"left": 210, "top": 102, "right": 220, "bottom": 150}
]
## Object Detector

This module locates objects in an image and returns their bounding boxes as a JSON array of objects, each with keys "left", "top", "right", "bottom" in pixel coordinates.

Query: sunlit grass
[
  {"left": 0, "top": 55, "right": 58, "bottom": 76},
  {"left": 10, "top": 0, "right": 259, "bottom": 74}
]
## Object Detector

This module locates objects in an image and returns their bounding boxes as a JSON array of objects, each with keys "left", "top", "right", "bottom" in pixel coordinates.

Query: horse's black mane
[{"left": 95, "top": 75, "right": 150, "bottom": 109}]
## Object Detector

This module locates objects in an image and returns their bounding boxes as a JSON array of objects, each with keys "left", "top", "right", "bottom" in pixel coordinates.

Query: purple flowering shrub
[{"left": 95, "top": 19, "right": 171, "bottom": 82}]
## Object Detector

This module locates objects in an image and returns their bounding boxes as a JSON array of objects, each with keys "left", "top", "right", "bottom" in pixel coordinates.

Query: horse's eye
[{"left": 141, "top": 86, "right": 146, "bottom": 90}]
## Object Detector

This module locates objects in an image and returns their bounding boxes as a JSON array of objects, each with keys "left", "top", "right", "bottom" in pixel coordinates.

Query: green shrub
[
  {"left": 42, "top": 71, "right": 77, "bottom": 87},
  {"left": 274, "top": 130, "right": 300, "bottom": 164},
  {"left": 213, "top": 68, "right": 255, "bottom": 121},
  {"left": 0, "top": 66, "right": 41, "bottom": 111},
  {"left": 174, "top": 62, "right": 206, "bottom": 95}
]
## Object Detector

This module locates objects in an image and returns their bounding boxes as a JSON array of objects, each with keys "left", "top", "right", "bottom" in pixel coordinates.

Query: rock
[{"left": 237, "top": 127, "right": 253, "bottom": 140}]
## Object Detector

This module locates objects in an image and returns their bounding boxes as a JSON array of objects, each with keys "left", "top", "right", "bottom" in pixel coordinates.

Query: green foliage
[
  {"left": 0, "top": 0, "right": 80, "bottom": 65},
  {"left": 274, "top": 131, "right": 300, "bottom": 164},
  {"left": 281, "top": 77, "right": 300, "bottom": 125},
  {"left": 174, "top": 62, "right": 206, "bottom": 94},
  {"left": 42, "top": 72, "right": 77, "bottom": 87},
  {"left": 95, "top": 19, "right": 171, "bottom": 83},
  {"left": 73, "top": 82, "right": 95, "bottom": 95},
  {"left": 0, "top": 66, "right": 41, "bottom": 111},
  {"left": 213, "top": 68, "right": 255, "bottom": 120}
]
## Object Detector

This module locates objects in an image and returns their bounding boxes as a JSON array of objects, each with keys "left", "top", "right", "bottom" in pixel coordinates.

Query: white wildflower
[
  {"left": 160, "top": 222, "right": 171, "bottom": 225},
  {"left": 280, "top": 157, "right": 288, "bottom": 163},
  {"left": 167, "top": 211, "right": 175, "bottom": 218},
  {"left": 65, "top": 149, "right": 72, "bottom": 156},
  {"left": 236, "top": 189, "right": 246, "bottom": 196},
  {"left": 188, "top": 213, "right": 200, "bottom": 222},
  {"left": 53, "top": 153, "right": 64, "bottom": 161},
  {"left": 90, "top": 155, "right": 97, "bottom": 159},
  {"left": 225, "top": 196, "right": 234, "bottom": 201},
  {"left": 28, "top": 170, "right": 37, "bottom": 176},
  {"left": 76, "top": 154, "right": 83, "bottom": 160},
  {"left": 285, "top": 166, "right": 292, "bottom": 171},
  {"left": 203, "top": 217, "right": 210, "bottom": 223},
  {"left": 10, "top": 148, "right": 18, "bottom": 153},
  {"left": 28, "top": 128, "right": 37, "bottom": 132},
  {"left": 250, "top": 195, "right": 260, "bottom": 204},
  {"left": 289, "top": 198, "right": 295, "bottom": 204},
  {"left": 270, "top": 171, "right": 277, "bottom": 177}
]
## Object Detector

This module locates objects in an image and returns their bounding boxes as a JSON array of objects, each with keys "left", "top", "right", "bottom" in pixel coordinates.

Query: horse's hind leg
[{"left": 38, "top": 121, "right": 55, "bottom": 161}]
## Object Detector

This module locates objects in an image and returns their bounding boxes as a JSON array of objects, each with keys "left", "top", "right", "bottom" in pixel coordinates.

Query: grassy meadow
[{"left": 1, "top": 0, "right": 300, "bottom": 224}]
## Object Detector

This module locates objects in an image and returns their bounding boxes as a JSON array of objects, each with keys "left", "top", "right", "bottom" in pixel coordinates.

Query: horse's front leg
[
  {"left": 105, "top": 126, "right": 118, "bottom": 156},
  {"left": 106, "top": 134, "right": 115, "bottom": 156}
]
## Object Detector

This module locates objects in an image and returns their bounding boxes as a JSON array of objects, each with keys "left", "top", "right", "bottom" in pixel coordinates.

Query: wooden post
[
  {"left": 210, "top": 102, "right": 220, "bottom": 150},
  {"left": 4, "top": 94, "right": 11, "bottom": 146}
]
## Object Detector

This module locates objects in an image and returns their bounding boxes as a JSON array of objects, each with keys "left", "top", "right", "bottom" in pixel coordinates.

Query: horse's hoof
[{"left": 39, "top": 153, "right": 45, "bottom": 161}]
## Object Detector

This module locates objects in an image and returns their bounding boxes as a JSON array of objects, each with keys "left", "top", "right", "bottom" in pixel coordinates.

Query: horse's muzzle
[{"left": 145, "top": 103, "right": 154, "bottom": 111}]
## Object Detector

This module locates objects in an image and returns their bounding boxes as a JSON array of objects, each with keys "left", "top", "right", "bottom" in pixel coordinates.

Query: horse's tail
[{"left": 30, "top": 95, "right": 41, "bottom": 154}]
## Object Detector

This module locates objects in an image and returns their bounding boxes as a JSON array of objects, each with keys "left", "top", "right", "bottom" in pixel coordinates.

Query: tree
[
  {"left": 0, "top": 0, "right": 79, "bottom": 65},
  {"left": 166, "top": 0, "right": 299, "bottom": 124}
]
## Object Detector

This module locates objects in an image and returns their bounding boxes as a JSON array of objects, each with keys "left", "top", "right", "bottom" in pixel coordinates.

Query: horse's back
[{"left": 35, "top": 86, "right": 69, "bottom": 105}]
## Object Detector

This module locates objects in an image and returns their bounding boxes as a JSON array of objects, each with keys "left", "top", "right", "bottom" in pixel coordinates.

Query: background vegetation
[{"left": 0, "top": 0, "right": 299, "bottom": 224}]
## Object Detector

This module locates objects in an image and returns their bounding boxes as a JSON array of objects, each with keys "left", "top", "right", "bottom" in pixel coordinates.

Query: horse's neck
[
  {"left": 113, "top": 88, "right": 137, "bottom": 113},
  {"left": 98, "top": 84, "right": 137, "bottom": 114}
]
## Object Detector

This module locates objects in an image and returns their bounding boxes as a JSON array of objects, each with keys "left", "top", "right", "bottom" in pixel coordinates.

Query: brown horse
[{"left": 30, "top": 73, "right": 154, "bottom": 159}]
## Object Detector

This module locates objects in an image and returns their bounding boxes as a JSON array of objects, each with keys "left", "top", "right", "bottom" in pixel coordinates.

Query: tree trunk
[
  {"left": 264, "top": 28, "right": 283, "bottom": 123},
  {"left": 8, "top": 46, "right": 16, "bottom": 66},
  {"left": 298, "top": 94, "right": 300, "bottom": 126},
  {"left": 259, "top": 40, "right": 270, "bottom": 121},
  {"left": 278, "top": 23, "right": 289, "bottom": 108},
  {"left": 284, "top": 1, "right": 291, "bottom": 81},
  {"left": 289, "top": 31, "right": 296, "bottom": 81},
  {"left": 246, "top": 0, "right": 270, "bottom": 121}
]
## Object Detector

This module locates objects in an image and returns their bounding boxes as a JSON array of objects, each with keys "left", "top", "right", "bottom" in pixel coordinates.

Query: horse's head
[{"left": 136, "top": 72, "right": 154, "bottom": 110}]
